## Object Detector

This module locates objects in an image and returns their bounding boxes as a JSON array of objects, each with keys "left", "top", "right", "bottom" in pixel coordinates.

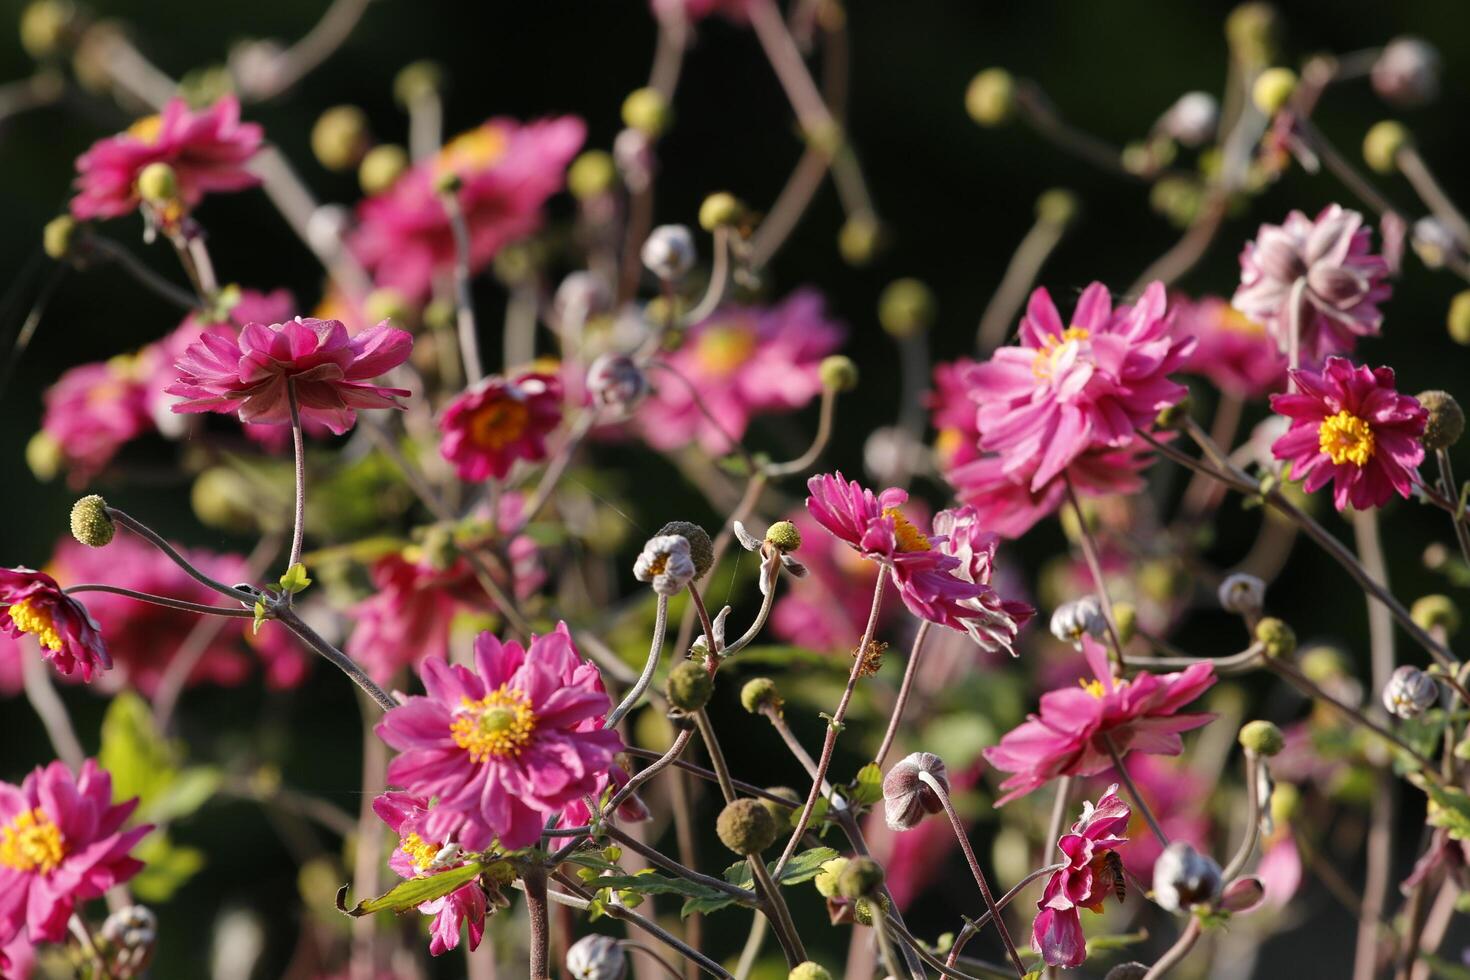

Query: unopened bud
[
  {"left": 26, "top": 431, "right": 62, "bottom": 481},
  {"left": 656, "top": 521, "right": 713, "bottom": 578},
  {"left": 1372, "top": 37, "right": 1440, "bottom": 107},
  {"left": 69, "top": 494, "right": 113, "bottom": 547},
  {"left": 587, "top": 353, "right": 647, "bottom": 413},
  {"left": 878, "top": 278, "right": 936, "bottom": 339},
  {"left": 641, "top": 225, "right": 695, "bottom": 280},
  {"left": 965, "top": 68, "right": 1015, "bottom": 126},
  {"left": 567, "top": 150, "right": 617, "bottom": 201},
  {"left": 789, "top": 963, "right": 834, "bottom": 980},
  {"left": 21, "top": 0, "right": 81, "bottom": 60},
  {"left": 1159, "top": 91, "right": 1219, "bottom": 148},
  {"left": 358, "top": 144, "right": 408, "bottom": 195},
  {"left": 883, "top": 752, "right": 947, "bottom": 832},
  {"left": 1034, "top": 188, "right": 1080, "bottom": 228},
  {"left": 1251, "top": 67, "right": 1297, "bottom": 115},
  {"left": 136, "top": 162, "right": 177, "bottom": 203},
  {"left": 819, "top": 355, "right": 858, "bottom": 392},
  {"left": 311, "top": 105, "right": 370, "bottom": 172},
  {"left": 566, "top": 932, "right": 626, "bottom": 980},
  {"left": 1050, "top": 596, "right": 1106, "bottom": 644},
  {"left": 765, "top": 521, "right": 802, "bottom": 553},
  {"left": 1383, "top": 664, "right": 1439, "bottom": 719},
  {"left": 837, "top": 214, "right": 883, "bottom": 266},
  {"left": 716, "top": 798, "right": 778, "bottom": 854},
  {"left": 665, "top": 660, "right": 713, "bottom": 711},
  {"left": 1416, "top": 391, "right": 1463, "bottom": 451},
  {"left": 1411, "top": 594, "right": 1460, "bottom": 636},
  {"left": 1238, "top": 720, "right": 1285, "bottom": 756},
  {"left": 392, "top": 60, "right": 443, "bottom": 107},
  {"left": 1362, "top": 120, "right": 1409, "bottom": 175},
  {"left": 1254, "top": 616, "right": 1295, "bottom": 658},
  {"left": 622, "top": 87, "right": 672, "bottom": 138},
  {"left": 1218, "top": 572, "right": 1266, "bottom": 616},
  {"left": 814, "top": 857, "right": 848, "bottom": 898},
  {"left": 1152, "top": 841, "right": 1223, "bottom": 912},
  {"left": 1412, "top": 217, "right": 1459, "bottom": 270},
  {"left": 43, "top": 214, "right": 77, "bottom": 260},
  {"left": 1449, "top": 290, "right": 1470, "bottom": 346},
  {"left": 699, "top": 192, "right": 746, "bottom": 232},
  {"left": 835, "top": 856, "right": 884, "bottom": 899},
  {"left": 741, "top": 677, "right": 781, "bottom": 714}
]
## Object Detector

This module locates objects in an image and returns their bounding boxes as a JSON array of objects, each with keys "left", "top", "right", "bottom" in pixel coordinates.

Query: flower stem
[
  {"left": 977, "top": 215, "right": 1066, "bottom": 352},
  {"left": 106, "top": 509, "right": 260, "bottom": 605},
  {"left": 947, "top": 862, "right": 1069, "bottom": 969},
  {"left": 1221, "top": 753, "right": 1262, "bottom": 882},
  {"left": 607, "top": 594, "right": 668, "bottom": 727},
  {"left": 1102, "top": 734, "right": 1170, "bottom": 848},
  {"left": 747, "top": 853, "right": 806, "bottom": 967},
  {"left": 692, "top": 708, "right": 736, "bottom": 804},
  {"left": 286, "top": 378, "right": 307, "bottom": 579},
  {"left": 1141, "top": 915, "right": 1203, "bottom": 980},
  {"left": 874, "top": 620, "right": 931, "bottom": 768},
  {"left": 869, "top": 898, "right": 906, "bottom": 979},
  {"left": 1436, "top": 448, "right": 1470, "bottom": 568},
  {"left": 22, "top": 639, "right": 85, "bottom": 771},
  {"left": 63, "top": 584, "right": 255, "bottom": 618},
  {"left": 274, "top": 606, "right": 397, "bottom": 712},
  {"left": 918, "top": 770, "right": 1026, "bottom": 977},
  {"left": 1062, "top": 473, "right": 1125, "bottom": 676},
  {"left": 525, "top": 865, "right": 550, "bottom": 979},
  {"left": 439, "top": 188, "right": 484, "bottom": 384}
]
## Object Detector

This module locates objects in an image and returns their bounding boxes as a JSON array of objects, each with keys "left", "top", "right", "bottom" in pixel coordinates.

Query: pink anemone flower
[
  {"left": 1269, "top": 357, "right": 1426, "bottom": 511},
  {"left": 1031, "top": 785, "right": 1130, "bottom": 969},
  {"left": 1174, "top": 296, "right": 1288, "bottom": 399},
  {"left": 166, "top": 316, "right": 413, "bottom": 434},
  {"left": 39, "top": 360, "right": 154, "bottom": 486},
  {"left": 438, "top": 372, "right": 562, "bottom": 482},
  {"left": 926, "top": 357, "right": 982, "bottom": 471},
  {"left": 983, "top": 636, "right": 1216, "bottom": 804},
  {"left": 351, "top": 117, "right": 585, "bottom": 299},
  {"left": 0, "top": 760, "right": 151, "bottom": 945},
  {"left": 0, "top": 567, "right": 109, "bottom": 681},
  {"left": 964, "top": 281, "right": 1192, "bottom": 492},
  {"left": 71, "top": 96, "right": 262, "bottom": 220},
  {"left": 376, "top": 624, "right": 623, "bottom": 851},
  {"left": 1232, "top": 205, "right": 1391, "bottom": 365},
  {"left": 372, "top": 792, "right": 487, "bottom": 957},
  {"left": 930, "top": 506, "right": 1034, "bottom": 654}
]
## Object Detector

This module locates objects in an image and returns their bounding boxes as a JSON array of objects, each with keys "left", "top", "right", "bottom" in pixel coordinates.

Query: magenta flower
[
  {"left": 926, "top": 358, "right": 982, "bottom": 471},
  {"left": 71, "top": 96, "right": 262, "bottom": 220},
  {"left": 0, "top": 760, "right": 150, "bottom": 945},
  {"left": 639, "top": 290, "right": 845, "bottom": 455},
  {"left": 1269, "top": 357, "right": 1426, "bottom": 511},
  {"left": 964, "top": 282, "right": 1192, "bottom": 492},
  {"left": 372, "top": 792, "right": 487, "bottom": 957},
  {"left": 377, "top": 623, "right": 623, "bottom": 851},
  {"left": 930, "top": 506, "right": 1034, "bottom": 654},
  {"left": 1174, "top": 296, "right": 1288, "bottom": 399},
  {"left": 352, "top": 117, "right": 585, "bottom": 299},
  {"left": 946, "top": 442, "right": 1155, "bottom": 540},
  {"left": 439, "top": 372, "right": 562, "bottom": 482},
  {"left": 45, "top": 535, "right": 306, "bottom": 694},
  {"left": 770, "top": 510, "right": 903, "bottom": 651},
  {"left": 983, "top": 636, "right": 1216, "bottom": 804},
  {"left": 40, "top": 360, "right": 153, "bottom": 486},
  {"left": 166, "top": 317, "right": 413, "bottom": 435},
  {"left": 0, "top": 567, "right": 109, "bottom": 681},
  {"left": 1031, "top": 785, "right": 1130, "bottom": 969},
  {"left": 1232, "top": 205, "right": 1391, "bottom": 364}
]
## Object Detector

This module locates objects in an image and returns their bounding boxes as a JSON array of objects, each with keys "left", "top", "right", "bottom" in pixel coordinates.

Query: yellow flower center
[
  {"left": 9, "top": 598, "right": 63, "bottom": 652},
  {"left": 882, "top": 507, "right": 931, "bottom": 553},
  {"left": 1031, "top": 326, "right": 1091, "bottom": 380},
  {"left": 127, "top": 115, "right": 163, "bottom": 144},
  {"left": 467, "top": 398, "right": 530, "bottom": 452},
  {"left": 1079, "top": 677, "right": 1107, "bottom": 699},
  {"left": 0, "top": 808, "right": 66, "bottom": 874},
  {"left": 400, "top": 832, "right": 442, "bottom": 874},
  {"left": 1218, "top": 307, "right": 1266, "bottom": 336},
  {"left": 1318, "top": 410, "right": 1376, "bottom": 467},
  {"left": 644, "top": 554, "right": 669, "bottom": 577},
  {"left": 436, "top": 127, "right": 508, "bottom": 179},
  {"left": 450, "top": 685, "right": 537, "bottom": 762},
  {"left": 694, "top": 325, "right": 758, "bottom": 377}
]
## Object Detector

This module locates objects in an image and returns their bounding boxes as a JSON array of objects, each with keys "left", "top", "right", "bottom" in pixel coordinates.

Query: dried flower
[
  {"left": 882, "top": 752, "right": 947, "bottom": 831},
  {"left": 852, "top": 639, "right": 887, "bottom": 678}
]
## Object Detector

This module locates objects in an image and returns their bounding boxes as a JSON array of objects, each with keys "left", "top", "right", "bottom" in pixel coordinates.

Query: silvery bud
[
  {"left": 100, "top": 904, "right": 158, "bottom": 977},
  {"left": 1050, "top": 596, "right": 1106, "bottom": 644},
  {"left": 587, "top": 353, "right": 648, "bottom": 413},
  {"left": 1217, "top": 572, "right": 1266, "bottom": 616},
  {"left": 613, "top": 128, "right": 655, "bottom": 192},
  {"left": 1372, "top": 37, "right": 1441, "bottom": 107},
  {"left": 1412, "top": 217, "right": 1461, "bottom": 270},
  {"left": 1382, "top": 664, "right": 1438, "bottom": 719},
  {"left": 1158, "top": 91, "right": 1219, "bottom": 148},
  {"left": 567, "top": 933, "right": 627, "bottom": 980},
  {"left": 883, "top": 752, "right": 947, "bottom": 831},
  {"left": 555, "top": 271, "right": 611, "bottom": 326},
  {"left": 640, "top": 225, "right": 695, "bottom": 280},
  {"left": 1152, "top": 841, "right": 1223, "bottom": 913},
  {"left": 633, "top": 534, "right": 697, "bottom": 596}
]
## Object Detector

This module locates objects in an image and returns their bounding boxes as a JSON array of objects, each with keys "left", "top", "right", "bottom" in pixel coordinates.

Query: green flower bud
[
  {"left": 358, "top": 144, "right": 408, "bottom": 196},
  {"left": 1225, "top": 3, "right": 1280, "bottom": 67},
  {"left": 1112, "top": 601, "right": 1137, "bottom": 645},
  {"left": 1255, "top": 617, "right": 1296, "bottom": 658},
  {"left": 191, "top": 467, "right": 258, "bottom": 533},
  {"left": 1448, "top": 290, "right": 1470, "bottom": 345},
  {"left": 716, "top": 798, "right": 779, "bottom": 855},
  {"left": 837, "top": 214, "right": 883, "bottom": 266},
  {"left": 789, "top": 963, "right": 834, "bottom": 980},
  {"left": 1411, "top": 594, "right": 1460, "bottom": 636},
  {"left": 1362, "top": 120, "right": 1409, "bottom": 175},
  {"left": 819, "top": 355, "right": 859, "bottom": 392},
  {"left": 25, "top": 431, "right": 62, "bottom": 482},
  {"left": 656, "top": 521, "right": 713, "bottom": 579},
  {"left": 21, "top": 0, "right": 79, "bottom": 60},
  {"left": 741, "top": 677, "right": 782, "bottom": 716},
  {"left": 1238, "top": 720, "right": 1285, "bottom": 757},
  {"left": 765, "top": 521, "right": 802, "bottom": 553},
  {"left": 699, "top": 192, "right": 746, "bottom": 232},
  {"left": 69, "top": 494, "right": 113, "bottom": 547},
  {"left": 665, "top": 660, "right": 713, "bottom": 711},
  {"left": 1251, "top": 67, "right": 1297, "bottom": 115},
  {"left": 136, "top": 162, "right": 178, "bottom": 203},
  {"left": 878, "top": 278, "right": 936, "bottom": 339},
  {"left": 568, "top": 150, "right": 617, "bottom": 200},
  {"left": 1416, "top": 391, "right": 1464, "bottom": 451},
  {"left": 392, "top": 60, "right": 444, "bottom": 107},
  {"left": 622, "top": 87, "right": 672, "bottom": 138},
  {"left": 814, "top": 857, "right": 848, "bottom": 898},
  {"left": 760, "top": 786, "right": 800, "bottom": 827},
  {"left": 835, "top": 856, "right": 884, "bottom": 899},
  {"left": 43, "top": 215, "right": 77, "bottom": 260},
  {"left": 965, "top": 68, "right": 1015, "bottom": 127},
  {"left": 311, "top": 105, "right": 370, "bottom": 172},
  {"left": 851, "top": 894, "right": 889, "bottom": 926},
  {"left": 1035, "top": 188, "right": 1080, "bottom": 227}
]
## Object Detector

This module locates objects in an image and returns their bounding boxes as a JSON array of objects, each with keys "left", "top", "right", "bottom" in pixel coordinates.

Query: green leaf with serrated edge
[
  {"left": 278, "top": 562, "right": 312, "bottom": 595},
  {"left": 851, "top": 763, "right": 883, "bottom": 805},
  {"left": 583, "top": 873, "right": 734, "bottom": 907},
  {"left": 723, "top": 847, "right": 841, "bottom": 892},
  {"left": 338, "top": 861, "right": 484, "bottom": 916}
]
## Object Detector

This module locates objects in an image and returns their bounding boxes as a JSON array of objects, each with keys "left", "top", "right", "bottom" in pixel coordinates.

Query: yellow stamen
[
  {"left": 1031, "top": 326, "right": 1091, "bottom": 380},
  {"left": 1318, "top": 410, "right": 1375, "bottom": 467},
  {"left": 0, "top": 808, "right": 66, "bottom": 874},
  {"left": 882, "top": 507, "right": 931, "bottom": 553},
  {"left": 694, "top": 325, "right": 758, "bottom": 377},
  {"left": 467, "top": 398, "right": 530, "bottom": 451},
  {"left": 450, "top": 685, "right": 537, "bottom": 762},
  {"left": 1218, "top": 307, "right": 1266, "bottom": 336},
  {"left": 127, "top": 115, "right": 163, "bottom": 144},
  {"left": 400, "top": 832, "right": 441, "bottom": 874},
  {"left": 9, "top": 598, "right": 63, "bottom": 652},
  {"left": 435, "top": 127, "right": 508, "bottom": 178},
  {"left": 1079, "top": 677, "right": 1107, "bottom": 699}
]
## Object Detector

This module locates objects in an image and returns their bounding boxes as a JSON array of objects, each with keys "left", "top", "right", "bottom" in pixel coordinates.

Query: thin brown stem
[
  {"left": 1063, "top": 474, "right": 1124, "bottom": 675},
  {"left": 440, "top": 189, "right": 484, "bottom": 384},
  {"left": 1102, "top": 735, "right": 1169, "bottom": 847},
  {"left": 286, "top": 379, "right": 306, "bottom": 577},
  {"left": 1141, "top": 916, "right": 1203, "bottom": 979},
  {"left": 875, "top": 621, "right": 931, "bottom": 768}
]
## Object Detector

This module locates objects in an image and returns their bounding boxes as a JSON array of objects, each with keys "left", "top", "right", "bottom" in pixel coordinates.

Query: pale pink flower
[
  {"left": 39, "top": 360, "right": 153, "bottom": 486},
  {"left": 930, "top": 506, "right": 1034, "bottom": 654},
  {"left": 1031, "top": 785, "right": 1130, "bottom": 969}
]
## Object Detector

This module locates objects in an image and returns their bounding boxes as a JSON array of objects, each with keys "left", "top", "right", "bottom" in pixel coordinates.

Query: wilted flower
[
  {"left": 1232, "top": 206, "right": 1391, "bottom": 364},
  {"left": 883, "top": 752, "right": 947, "bottom": 831},
  {"left": 1152, "top": 841, "right": 1223, "bottom": 912},
  {"left": 439, "top": 372, "right": 562, "bottom": 481},
  {"left": 1031, "top": 785, "right": 1130, "bottom": 969},
  {"left": 566, "top": 933, "right": 626, "bottom": 980},
  {"left": 0, "top": 566, "right": 110, "bottom": 681},
  {"left": 1269, "top": 358, "right": 1426, "bottom": 511},
  {"left": 1217, "top": 573, "right": 1266, "bottom": 616},
  {"left": 633, "top": 534, "right": 697, "bottom": 596},
  {"left": 640, "top": 224, "right": 695, "bottom": 279},
  {"left": 1382, "top": 665, "right": 1438, "bottom": 719},
  {"left": 1050, "top": 596, "right": 1106, "bottom": 645},
  {"left": 931, "top": 506, "right": 1034, "bottom": 653},
  {"left": 1372, "top": 37, "right": 1441, "bottom": 106}
]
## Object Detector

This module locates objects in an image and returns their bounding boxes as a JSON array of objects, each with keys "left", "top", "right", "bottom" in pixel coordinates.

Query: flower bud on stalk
[
  {"left": 1158, "top": 91, "right": 1219, "bottom": 148},
  {"left": 716, "top": 798, "right": 779, "bottom": 854},
  {"left": 70, "top": 494, "right": 114, "bottom": 547},
  {"left": 640, "top": 225, "right": 695, "bottom": 280},
  {"left": 1238, "top": 720, "right": 1285, "bottom": 757},
  {"left": 1152, "top": 841, "right": 1223, "bottom": 912},
  {"left": 621, "top": 87, "right": 672, "bottom": 138},
  {"left": 1449, "top": 290, "right": 1470, "bottom": 345},
  {"left": 359, "top": 144, "right": 408, "bottom": 195},
  {"left": 1050, "top": 596, "right": 1106, "bottom": 644},
  {"left": 699, "top": 192, "right": 746, "bottom": 232},
  {"left": 1382, "top": 665, "right": 1439, "bottom": 719},
  {"left": 1372, "top": 37, "right": 1441, "bottom": 107},
  {"left": 1416, "top": 391, "right": 1464, "bottom": 451},
  {"left": 1251, "top": 67, "right": 1297, "bottom": 115},
  {"left": 665, "top": 660, "right": 713, "bottom": 711},
  {"left": 883, "top": 752, "right": 947, "bottom": 831},
  {"left": 586, "top": 354, "right": 647, "bottom": 414},
  {"left": 310, "top": 105, "right": 370, "bottom": 172},
  {"left": 1411, "top": 594, "right": 1460, "bottom": 636},
  {"left": 1362, "top": 120, "right": 1409, "bottom": 175},
  {"left": 819, "top": 355, "right": 859, "bottom": 392},
  {"left": 1218, "top": 572, "right": 1266, "bottom": 616},
  {"left": 568, "top": 151, "right": 617, "bottom": 201},
  {"left": 1255, "top": 616, "right": 1296, "bottom": 658},
  {"left": 43, "top": 214, "right": 77, "bottom": 260},
  {"left": 566, "top": 933, "right": 626, "bottom": 980},
  {"left": 789, "top": 964, "right": 834, "bottom": 980},
  {"left": 878, "top": 278, "right": 936, "bottom": 339},
  {"left": 835, "top": 856, "right": 885, "bottom": 899},
  {"left": 965, "top": 68, "right": 1015, "bottom": 126},
  {"left": 741, "top": 677, "right": 782, "bottom": 714}
]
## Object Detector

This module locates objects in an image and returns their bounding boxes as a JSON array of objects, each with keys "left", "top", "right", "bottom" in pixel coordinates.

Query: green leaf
[
  {"left": 144, "top": 766, "right": 221, "bottom": 823},
  {"left": 278, "top": 562, "right": 312, "bottom": 595},
  {"left": 253, "top": 599, "right": 268, "bottom": 635},
  {"left": 338, "top": 861, "right": 485, "bottom": 916},
  {"left": 129, "top": 833, "right": 205, "bottom": 902},
  {"left": 585, "top": 872, "right": 734, "bottom": 905},
  {"left": 851, "top": 763, "right": 884, "bottom": 806},
  {"left": 99, "top": 692, "right": 177, "bottom": 808},
  {"left": 723, "top": 847, "right": 841, "bottom": 892},
  {"left": 565, "top": 851, "right": 624, "bottom": 875},
  {"left": 1414, "top": 774, "right": 1470, "bottom": 841},
  {"left": 1085, "top": 928, "right": 1149, "bottom": 952}
]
